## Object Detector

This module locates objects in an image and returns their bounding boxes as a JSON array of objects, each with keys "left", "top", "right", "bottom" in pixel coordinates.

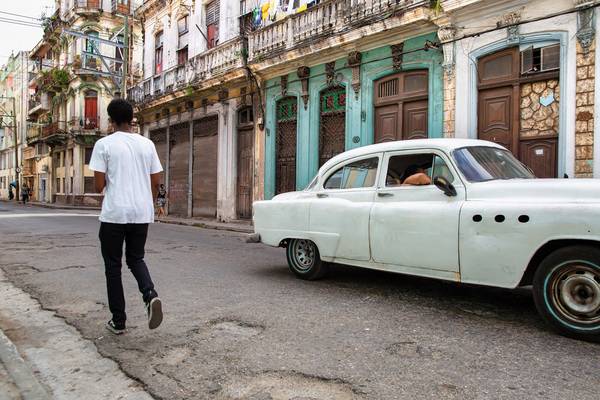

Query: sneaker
[
  {"left": 106, "top": 320, "right": 126, "bottom": 335},
  {"left": 146, "top": 297, "right": 163, "bottom": 330}
]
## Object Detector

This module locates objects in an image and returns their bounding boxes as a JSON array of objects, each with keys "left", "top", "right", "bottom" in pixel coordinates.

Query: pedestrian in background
[
  {"left": 89, "top": 98, "right": 164, "bottom": 335},
  {"left": 156, "top": 184, "right": 167, "bottom": 218},
  {"left": 21, "top": 184, "right": 30, "bottom": 204}
]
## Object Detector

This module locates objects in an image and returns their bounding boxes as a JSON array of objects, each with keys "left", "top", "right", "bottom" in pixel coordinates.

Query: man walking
[{"left": 89, "top": 98, "right": 163, "bottom": 334}]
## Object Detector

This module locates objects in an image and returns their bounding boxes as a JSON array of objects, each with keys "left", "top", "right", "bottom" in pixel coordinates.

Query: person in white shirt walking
[{"left": 89, "top": 99, "right": 163, "bottom": 334}]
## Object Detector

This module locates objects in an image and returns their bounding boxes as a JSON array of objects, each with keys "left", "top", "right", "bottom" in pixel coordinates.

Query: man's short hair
[{"left": 107, "top": 98, "right": 134, "bottom": 125}]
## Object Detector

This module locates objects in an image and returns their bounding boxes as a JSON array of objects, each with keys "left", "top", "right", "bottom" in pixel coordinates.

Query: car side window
[
  {"left": 385, "top": 153, "right": 455, "bottom": 187},
  {"left": 323, "top": 157, "right": 379, "bottom": 190},
  {"left": 431, "top": 155, "right": 455, "bottom": 183}
]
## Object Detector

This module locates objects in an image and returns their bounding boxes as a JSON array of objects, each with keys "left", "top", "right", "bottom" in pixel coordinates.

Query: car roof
[{"left": 319, "top": 138, "right": 504, "bottom": 173}]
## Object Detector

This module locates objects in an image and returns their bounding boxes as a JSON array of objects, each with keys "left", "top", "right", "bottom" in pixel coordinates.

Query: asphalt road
[{"left": 0, "top": 202, "right": 598, "bottom": 400}]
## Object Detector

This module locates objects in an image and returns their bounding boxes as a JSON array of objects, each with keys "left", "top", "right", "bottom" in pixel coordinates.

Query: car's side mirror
[{"left": 433, "top": 176, "right": 457, "bottom": 197}]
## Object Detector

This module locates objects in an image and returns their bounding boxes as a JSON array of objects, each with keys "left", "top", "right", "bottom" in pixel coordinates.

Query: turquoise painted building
[{"left": 263, "top": 32, "right": 444, "bottom": 199}]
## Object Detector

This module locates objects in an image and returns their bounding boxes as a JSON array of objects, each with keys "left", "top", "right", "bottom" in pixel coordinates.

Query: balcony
[
  {"left": 26, "top": 125, "right": 42, "bottom": 145},
  {"left": 72, "top": 0, "right": 101, "bottom": 14},
  {"left": 69, "top": 116, "right": 100, "bottom": 131},
  {"left": 246, "top": 0, "right": 425, "bottom": 62},
  {"left": 28, "top": 93, "right": 50, "bottom": 117},
  {"left": 41, "top": 121, "right": 68, "bottom": 145},
  {"left": 128, "top": 37, "right": 244, "bottom": 105},
  {"left": 112, "top": 0, "right": 131, "bottom": 15}
]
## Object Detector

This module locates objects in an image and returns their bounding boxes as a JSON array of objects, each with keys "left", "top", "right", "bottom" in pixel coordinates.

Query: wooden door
[
  {"left": 276, "top": 97, "right": 297, "bottom": 194},
  {"left": 319, "top": 86, "right": 346, "bottom": 166},
  {"left": 520, "top": 138, "right": 557, "bottom": 178},
  {"left": 193, "top": 116, "right": 218, "bottom": 218},
  {"left": 237, "top": 126, "right": 254, "bottom": 219},
  {"left": 403, "top": 100, "right": 428, "bottom": 139},
  {"left": 168, "top": 123, "right": 189, "bottom": 217},
  {"left": 374, "top": 70, "right": 428, "bottom": 143},
  {"left": 477, "top": 47, "right": 520, "bottom": 156},
  {"left": 478, "top": 87, "right": 514, "bottom": 152},
  {"left": 84, "top": 93, "right": 98, "bottom": 129}
]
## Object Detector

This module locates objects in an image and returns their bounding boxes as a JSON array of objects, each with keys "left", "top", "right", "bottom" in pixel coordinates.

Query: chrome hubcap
[
  {"left": 293, "top": 240, "right": 315, "bottom": 271},
  {"left": 552, "top": 264, "right": 600, "bottom": 325}
]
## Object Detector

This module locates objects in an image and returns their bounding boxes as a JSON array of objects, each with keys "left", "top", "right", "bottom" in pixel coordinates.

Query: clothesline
[{"left": 244, "top": 0, "right": 323, "bottom": 30}]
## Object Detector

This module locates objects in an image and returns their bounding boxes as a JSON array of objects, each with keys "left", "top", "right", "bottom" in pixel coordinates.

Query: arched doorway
[
  {"left": 275, "top": 97, "right": 297, "bottom": 194},
  {"left": 319, "top": 86, "right": 346, "bottom": 166},
  {"left": 477, "top": 44, "right": 559, "bottom": 178},
  {"left": 373, "top": 70, "right": 428, "bottom": 143},
  {"left": 237, "top": 107, "right": 254, "bottom": 219}
]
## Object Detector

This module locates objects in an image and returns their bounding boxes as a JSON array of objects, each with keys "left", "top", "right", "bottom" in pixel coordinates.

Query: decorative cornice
[
  {"left": 297, "top": 66, "right": 310, "bottom": 109},
  {"left": 325, "top": 62, "right": 335, "bottom": 86},
  {"left": 391, "top": 43, "right": 404, "bottom": 70},
  {"left": 577, "top": 6, "right": 596, "bottom": 54},
  {"left": 347, "top": 51, "right": 362, "bottom": 99}
]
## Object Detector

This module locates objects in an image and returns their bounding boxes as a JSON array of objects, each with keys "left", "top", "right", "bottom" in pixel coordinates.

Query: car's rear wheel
[
  {"left": 286, "top": 239, "right": 327, "bottom": 280},
  {"left": 532, "top": 245, "right": 600, "bottom": 342}
]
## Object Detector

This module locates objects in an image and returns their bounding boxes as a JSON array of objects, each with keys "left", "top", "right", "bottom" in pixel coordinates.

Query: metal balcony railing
[
  {"left": 69, "top": 116, "right": 100, "bottom": 131},
  {"left": 41, "top": 121, "right": 67, "bottom": 138}
]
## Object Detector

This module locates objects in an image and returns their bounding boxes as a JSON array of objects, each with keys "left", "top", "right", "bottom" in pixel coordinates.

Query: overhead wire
[
  {"left": 0, "top": 17, "right": 43, "bottom": 28},
  {"left": 0, "top": 10, "right": 43, "bottom": 21}
]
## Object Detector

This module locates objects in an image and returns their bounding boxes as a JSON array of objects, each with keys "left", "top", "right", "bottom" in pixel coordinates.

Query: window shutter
[
  {"left": 541, "top": 45, "right": 560, "bottom": 71},
  {"left": 206, "top": 0, "right": 220, "bottom": 26},
  {"left": 521, "top": 46, "right": 533, "bottom": 73}
]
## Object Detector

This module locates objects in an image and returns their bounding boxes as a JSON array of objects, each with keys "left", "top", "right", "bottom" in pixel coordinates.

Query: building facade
[
  {"left": 129, "top": 0, "right": 250, "bottom": 221},
  {"left": 0, "top": 52, "right": 30, "bottom": 200},
  {"left": 26, "top": 0, "right": 142, "bottom": 206},
  {"left": 444, "top": 0, "right": 599, "bottom": 179},
  {"left": 126, "top": 0, "right": 600, "bottom": 222}
]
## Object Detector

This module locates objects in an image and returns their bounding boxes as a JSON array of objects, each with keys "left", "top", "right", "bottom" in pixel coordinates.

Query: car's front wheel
[
  {"left": 286, "top": 239, "right": 328, "bottom": 280},
  {"left": 533, "top": 245, "right": 600, "bottom": 342}
]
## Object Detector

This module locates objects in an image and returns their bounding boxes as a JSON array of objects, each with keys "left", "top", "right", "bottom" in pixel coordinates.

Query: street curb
[
  {"left": 0, "top": 329, "right": 51, "bottom": 400},
  {"left": 156, "top": 219, "right": 254, "bottom": 234}
]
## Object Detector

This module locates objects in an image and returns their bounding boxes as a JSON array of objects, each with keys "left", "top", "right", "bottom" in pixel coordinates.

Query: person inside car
[{"left": 401, "top": 164, "right": 432, "bottom": 186}]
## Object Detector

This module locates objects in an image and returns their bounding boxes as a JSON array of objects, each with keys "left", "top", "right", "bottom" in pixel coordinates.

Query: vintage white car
[{"left": 252, "top": 139, "right": 600, "bottom": 341}]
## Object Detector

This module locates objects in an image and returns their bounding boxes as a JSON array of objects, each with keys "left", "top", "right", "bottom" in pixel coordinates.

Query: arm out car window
[{"left": 323, "top": 157, "right": 379, "bottom": 190}]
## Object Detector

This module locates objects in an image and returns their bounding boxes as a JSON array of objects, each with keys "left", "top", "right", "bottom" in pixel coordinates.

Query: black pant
[{"left": 99, "top": 222, "right": 157, "bottom": 326}]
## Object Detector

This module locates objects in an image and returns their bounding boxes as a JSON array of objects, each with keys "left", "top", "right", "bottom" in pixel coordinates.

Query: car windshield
[
  {"left": 453, "top": 146, "right": 535, "bottom": 182},
  {"left": 304, "top": 174, "right": 318, "bottom": 191}
]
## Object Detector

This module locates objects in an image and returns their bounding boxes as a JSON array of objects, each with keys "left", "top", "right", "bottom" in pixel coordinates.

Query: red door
[{"left": 84, "top": 94, "right": 98, "bottom": 129}]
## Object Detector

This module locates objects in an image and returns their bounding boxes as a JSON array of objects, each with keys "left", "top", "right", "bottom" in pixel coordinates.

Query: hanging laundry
[
  {"left": 261, "top": 2, "right": 270, "bottom": 21},
  {"left": 252, "top": 6, "right": 261, "bottom": 27}
]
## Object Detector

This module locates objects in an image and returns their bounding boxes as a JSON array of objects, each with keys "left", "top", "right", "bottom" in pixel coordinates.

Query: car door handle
[
  {"left": 316, "top": 193, "right": 328, "bottom": 198},
  {"left": 377, "top": 192, "right": 394, "bottom": 197}
]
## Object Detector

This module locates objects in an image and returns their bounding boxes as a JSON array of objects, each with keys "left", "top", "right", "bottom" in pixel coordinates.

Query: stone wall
[
  {"left": 575, "top": 39, "right": 595, "bottom": 178},
  {"left": 520, "top": 79, "right": 560, "bottom": 138},
  {"left": 443, "top": 69, "right": 456, "bottom": 137}
]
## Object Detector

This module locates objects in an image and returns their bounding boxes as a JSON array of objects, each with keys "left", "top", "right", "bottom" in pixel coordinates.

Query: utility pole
[{"left": 122, "top": 14, "right": 129, "bottom": 97}]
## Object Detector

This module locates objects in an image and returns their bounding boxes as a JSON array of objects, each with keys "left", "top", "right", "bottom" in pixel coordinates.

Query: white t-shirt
[{"left": 89, "top": 131, "right": 163, "bottom": 224}]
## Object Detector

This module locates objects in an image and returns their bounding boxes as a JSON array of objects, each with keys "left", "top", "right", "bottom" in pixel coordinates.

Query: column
[
  {"left": 437, "top": 23, "right": 457, "bottom": 138},
  {"left": 575, "top": 5, "right": 596, "bottom": 177}
]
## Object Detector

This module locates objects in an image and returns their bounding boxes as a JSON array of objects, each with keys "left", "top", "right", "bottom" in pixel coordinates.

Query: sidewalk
[
  {"left": 0, "top": 270, "right": 155, "bottom": 400},
  {"left": 1, "top": 200, "right": 255, "bottom": 234}
]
